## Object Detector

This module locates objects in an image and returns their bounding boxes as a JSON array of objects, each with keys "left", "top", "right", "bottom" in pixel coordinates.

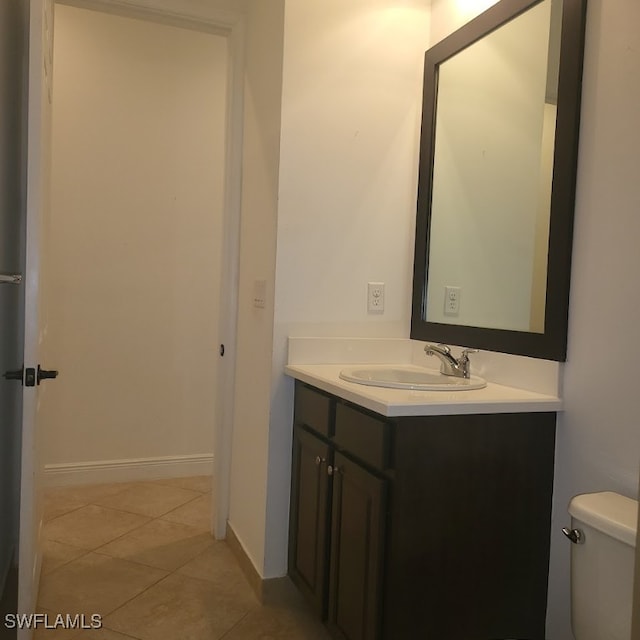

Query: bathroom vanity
[
  {"left": 286, "top": 366, "right": 559, "bottom": 640},
  {"left": 283, "top": 0, "right": 587, "bottom": 631}
]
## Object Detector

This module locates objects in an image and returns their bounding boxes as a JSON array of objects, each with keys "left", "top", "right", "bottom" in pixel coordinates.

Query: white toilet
[{"left": 565, "top": 491, "right": 638, "bottom": 640}]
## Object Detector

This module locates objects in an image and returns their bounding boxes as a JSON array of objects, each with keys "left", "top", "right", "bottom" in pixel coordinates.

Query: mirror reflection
[{"left": 424, "top": 0, "right": 562, "bottom": 333}]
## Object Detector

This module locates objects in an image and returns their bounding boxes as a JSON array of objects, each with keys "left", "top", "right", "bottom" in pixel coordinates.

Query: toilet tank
[{"left": 568, "top": 491, "right": 638, "bottom": 640}]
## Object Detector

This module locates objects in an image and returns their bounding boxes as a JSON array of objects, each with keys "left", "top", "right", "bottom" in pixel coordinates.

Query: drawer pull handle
[
  {"left": 327, "top": 465, "right": 341, "bottom": 476},
  {"left": 314, "top": 456, "right": 325, "bottom": 466}
]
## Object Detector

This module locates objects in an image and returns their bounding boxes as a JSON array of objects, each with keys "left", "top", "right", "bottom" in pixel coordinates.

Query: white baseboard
[{"left": 44, "top": 453, "right": 214, "bottom": 487}]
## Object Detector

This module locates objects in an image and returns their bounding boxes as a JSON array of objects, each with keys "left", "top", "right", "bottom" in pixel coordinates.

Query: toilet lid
[{"left": 569, "top": 491, "right": 637, "bottom": 547}]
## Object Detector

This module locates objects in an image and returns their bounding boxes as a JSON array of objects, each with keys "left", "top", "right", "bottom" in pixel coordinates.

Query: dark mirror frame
[{"left": 411, "top": 0, "right": 587, "bottom": 361}]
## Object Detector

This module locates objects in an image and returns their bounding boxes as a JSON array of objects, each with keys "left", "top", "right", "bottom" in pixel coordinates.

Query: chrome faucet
[{"left": 424, "top": 343, "right": 478, "bottom": 379}]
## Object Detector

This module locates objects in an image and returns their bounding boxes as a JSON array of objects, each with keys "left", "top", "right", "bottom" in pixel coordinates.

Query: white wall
[
  {"left": 227, "top": 0, "right": 431, "bottom": 579},
  {"left": 429, "top": 0, "right": 499, "bottom": 43},
  {"left": 45, "top": 5, "right": 227, "bottom": 470},
  {"left": 275, "top": 0, "right": 430, "bottom": 341},
  {"left": 263, "top": 0, "right": 431, "bottom": 577},
  {"left": 547, "top": 0, "right": 640, "bottom": 636},
  {"left": 227, "top": 0, "right": 285, "bottom": 575}
]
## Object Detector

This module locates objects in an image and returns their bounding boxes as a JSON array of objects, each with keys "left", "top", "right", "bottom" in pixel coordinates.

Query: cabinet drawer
[
  {"left": 334, "top": 403, "right": 390, "bottom": 471},
  {"left": 294, "top": 383, "right": 332, "bottom": 437}
]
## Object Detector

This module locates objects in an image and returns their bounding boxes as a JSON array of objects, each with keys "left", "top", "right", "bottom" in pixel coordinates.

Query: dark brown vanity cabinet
[
  {"left": 289, "top": 386, "right": 387, "bottom": 640},
  {"left": 288, "top": 381, "right": 557, "bottom": 640},
  {"left": 289, "top": 425, "right": 333, "bottom": 616},
  {"left": 327, "top": 451, "right": 386, "bottom": 640}
]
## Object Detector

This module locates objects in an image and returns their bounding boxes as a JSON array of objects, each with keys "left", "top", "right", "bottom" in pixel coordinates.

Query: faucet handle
[
  {"left": 459, "top": 348, "right": 479, "bottom": 379},
  {"left": 424, "top": 343, "right": 451, "bottom": 354}
]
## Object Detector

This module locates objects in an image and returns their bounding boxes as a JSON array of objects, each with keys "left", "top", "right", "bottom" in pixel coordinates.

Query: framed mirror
[{"left": 411, "top": 0, "right": 587, "bottom": 361}]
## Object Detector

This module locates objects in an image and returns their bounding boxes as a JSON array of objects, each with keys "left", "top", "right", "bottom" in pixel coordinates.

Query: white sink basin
[{"left": 339, "top": 365, "right": 487, "bottom": 391}]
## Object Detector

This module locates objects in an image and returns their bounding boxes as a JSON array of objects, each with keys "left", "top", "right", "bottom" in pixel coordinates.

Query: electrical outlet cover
[
  {"left": 368, "top": 282, "right": 385, "bottom": 313},
  {"left": 444, "top": 285, "right": 460, "bottom": 316}
]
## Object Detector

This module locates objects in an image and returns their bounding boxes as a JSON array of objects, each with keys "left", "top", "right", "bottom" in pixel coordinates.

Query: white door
[{"left": 17, "top": 0, "right": 56, "bottom": 631}]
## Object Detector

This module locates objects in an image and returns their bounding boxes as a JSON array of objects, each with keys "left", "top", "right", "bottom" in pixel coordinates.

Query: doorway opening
[{"left": 43, "top": 0, "right": 242, "bottom": 535}]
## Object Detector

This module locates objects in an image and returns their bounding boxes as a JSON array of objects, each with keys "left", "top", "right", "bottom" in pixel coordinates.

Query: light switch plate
[{"left": 253, "top": 279, "right": 266, "bottom": 309}]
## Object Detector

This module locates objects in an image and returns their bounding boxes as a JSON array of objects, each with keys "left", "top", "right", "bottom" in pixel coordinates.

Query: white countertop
[{"left": 285, "top": 364, "right": 562, "bottom": 417}]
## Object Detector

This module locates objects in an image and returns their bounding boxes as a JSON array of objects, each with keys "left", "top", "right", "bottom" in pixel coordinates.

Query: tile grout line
[
  {"left": 69, "top": 624, "right": 143, "bottom": 640},
  {"left": 44, "top": 482, "right": 209, "bottom": 529},
  {"left": 90, "top": 535, "right": 217, "bottom": 574},
  {"left": 157, "top": 491, "right": 210, "bottom": 519},
  {"left": 87, "top": 495, "right": 216, "bottom": 564},
  {"left": 39, "top": 493, "right": 167, "bottom": 617},
  {"left": 97, "top": 537, "right": 260, "bottom": 635},
  {"left": 39, "top": 547, "right": 93, "bottom": 581},
  {"left": 41, "top": 484, "right": 214, "bottom": 581},
  {"left": 150, "top": 478, "right": 211, "bottom": 493},
  {"left": 43, "top": 504, "right": 154, "bottom": 553},
  {"left": 87, "top": 510, "right": 165, "bottom": 555},
  {"left": 96, "top": 550, "right": 218, "bottom": 634},
  {"left": 61, "top": 490, "right": 214, "bottom": 632},
  {"left": 84, "top": 562, "right": 173, "bottom": 626},
  {"left": 41, "top": 479, "right": 296, "bottom": 639},
  {"left": 214, "top": 609, "right": 254, "bottom": 640},
  {"left": 38, "top": 545, "right": 172, "bottom": 621},
  {"left": 43, "top": 502, "right": 93, "bottom": 525},
  {"left": 90, "top": 492, "right": 202, "bottom": 520}
]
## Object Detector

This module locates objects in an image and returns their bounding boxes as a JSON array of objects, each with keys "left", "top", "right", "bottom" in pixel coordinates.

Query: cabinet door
[
  {"left": 288, "top": 425, "right": 332, "bottom": 616},
  {"left": 385, "top": 412, "right": 556, "bottom": 639},
  {"left": 328, "top": 453, "right": 386, "bottom": 640}
]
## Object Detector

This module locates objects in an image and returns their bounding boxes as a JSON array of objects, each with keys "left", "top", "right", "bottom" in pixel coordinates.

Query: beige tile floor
[{"left": 37, "top": 477, "right": 331, "bottom": 640}]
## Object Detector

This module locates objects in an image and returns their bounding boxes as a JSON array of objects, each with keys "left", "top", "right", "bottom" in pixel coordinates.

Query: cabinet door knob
[
  {"left": 327, "top": 465, "right": 341, "bottom": 476},
  {"left": 314, "top": 456, "right": 325, "bottom": 466}
]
